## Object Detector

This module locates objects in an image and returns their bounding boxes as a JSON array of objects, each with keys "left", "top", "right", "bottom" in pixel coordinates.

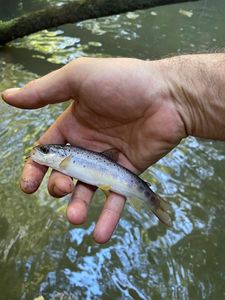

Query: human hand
[{"left": 2, "top": 57, "right": 186, "bottom": 243}]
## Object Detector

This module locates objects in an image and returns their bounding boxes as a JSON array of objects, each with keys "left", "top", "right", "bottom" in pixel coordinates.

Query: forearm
[{"left": 159, "top": 54, "right": 225, "bottom": 141}]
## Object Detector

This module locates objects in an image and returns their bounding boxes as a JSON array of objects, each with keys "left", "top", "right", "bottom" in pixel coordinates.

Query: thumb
[{"left": 1, "top": 65, "right": 73, "bottom": 109}]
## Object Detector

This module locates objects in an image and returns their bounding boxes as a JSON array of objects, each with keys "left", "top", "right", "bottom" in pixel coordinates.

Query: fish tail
[{"left": 150, "top": 192, "right": 172, "bottom": 226}]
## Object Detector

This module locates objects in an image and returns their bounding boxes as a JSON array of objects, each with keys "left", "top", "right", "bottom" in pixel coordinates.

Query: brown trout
[{"left": 31, "top": 144, "right": 171, "bottom": 226}]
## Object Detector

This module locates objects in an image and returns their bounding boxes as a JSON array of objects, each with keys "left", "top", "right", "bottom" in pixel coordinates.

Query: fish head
[{"left": 31, "top": 144, "right": 68, "bottom": 168}]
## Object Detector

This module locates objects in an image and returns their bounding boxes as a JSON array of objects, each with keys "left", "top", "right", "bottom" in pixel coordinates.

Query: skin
[{"left": 2, "top": 54, "right": 225, "bottom": 243}]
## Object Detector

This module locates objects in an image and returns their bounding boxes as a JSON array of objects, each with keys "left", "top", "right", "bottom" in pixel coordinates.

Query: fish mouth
[
  {"left": 24, "top": 147, "right": 37, "bottom": 161},
  {"left": 29, "top": 147, "right": 46, "bottom": 165},
  {"left": 30, "top": 147, "right": 42, "bottom": 161},
  {"left": 24, "top": 155, "right": 30, "bottom": 161},
  {"left": 30, "top": 147, "right": 37, "bottom": 157}
]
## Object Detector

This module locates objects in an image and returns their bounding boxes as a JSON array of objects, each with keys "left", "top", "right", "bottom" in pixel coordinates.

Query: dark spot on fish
[
  {"left": 83, "top": 165, "right": 86, "bottom": 168},
  {"left": 144, "top": 190, "right": 151, "bottom": 198},
  {"left": 150, "top": 193, "right": 160, "bottom": 207},
  {"left": 138, "top": 185, "right": 144, "bottom": 191}
]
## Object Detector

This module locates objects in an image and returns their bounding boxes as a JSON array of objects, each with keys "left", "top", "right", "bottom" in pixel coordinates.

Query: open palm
[{"left": 2, "top": 57, "right": 185, "bottom": 243}]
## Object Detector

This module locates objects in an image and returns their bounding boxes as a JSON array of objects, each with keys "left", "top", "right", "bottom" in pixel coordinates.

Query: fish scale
[{"left": 31, "top": 144, "right": 171, "bottom": 226}]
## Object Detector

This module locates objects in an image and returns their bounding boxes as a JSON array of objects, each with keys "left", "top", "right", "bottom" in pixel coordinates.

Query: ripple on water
[{"left": 1, "top": 1, "right": 225, "bottom": 298}]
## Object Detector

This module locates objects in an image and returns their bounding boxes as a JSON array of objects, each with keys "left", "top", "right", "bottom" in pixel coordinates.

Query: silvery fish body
[{"left": 31, "top": 144, "right": 171, "bottom": 226}]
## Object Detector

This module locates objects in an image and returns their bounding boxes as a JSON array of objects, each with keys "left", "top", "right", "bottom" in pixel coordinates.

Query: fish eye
[{"left": 39, "top": 145, "right": 50, "bottom": 154}]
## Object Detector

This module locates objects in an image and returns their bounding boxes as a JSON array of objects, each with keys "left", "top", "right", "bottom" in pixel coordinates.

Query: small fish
[{"left": 31, "top": 144, "right": 171, "bottom": 226}]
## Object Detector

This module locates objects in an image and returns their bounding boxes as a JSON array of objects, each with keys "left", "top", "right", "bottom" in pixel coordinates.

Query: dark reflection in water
[
  {"left": 1, "top": 0, "right": 225, "bottom": 299},
  {"left": 0, "top": 0, "right": 80, "bottom": 20}
]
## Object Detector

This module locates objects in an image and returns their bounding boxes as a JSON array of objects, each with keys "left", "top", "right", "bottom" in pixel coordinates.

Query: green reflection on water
[{"left": 1, "top": 0, "right": 225, "bottom": 299}]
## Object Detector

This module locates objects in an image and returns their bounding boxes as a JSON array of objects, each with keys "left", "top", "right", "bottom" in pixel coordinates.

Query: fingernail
[{"left": 2, "top": 88, "right": 21, "bottom": 100}]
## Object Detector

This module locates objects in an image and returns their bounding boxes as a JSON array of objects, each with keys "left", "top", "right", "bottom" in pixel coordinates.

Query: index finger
[
  {"left": 21, "top": 122, "right": 66, "bottom": 193},
  {"left": 2, "top": 66, "right": 71, "bottom": 109}
]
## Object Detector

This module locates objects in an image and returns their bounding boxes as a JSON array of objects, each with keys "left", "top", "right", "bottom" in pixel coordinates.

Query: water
[{"left": 1, "top": 0, "right": 225, "bottom": 299}]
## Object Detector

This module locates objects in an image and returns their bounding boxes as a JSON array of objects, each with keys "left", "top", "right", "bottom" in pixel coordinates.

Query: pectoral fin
[{"left": 59, "top": 155, "right": 72, "bottom": 169}]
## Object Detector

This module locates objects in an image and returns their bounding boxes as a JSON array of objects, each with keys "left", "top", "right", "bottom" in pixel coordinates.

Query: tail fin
[{"left": 151, "top": 193, "right": 172, "bottom": 227}]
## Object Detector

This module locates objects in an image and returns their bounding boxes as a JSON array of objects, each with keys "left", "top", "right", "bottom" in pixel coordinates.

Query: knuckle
[
  {"left": 25, "top": 78, "right": 44, "bottom": 102},
  {"left": 73, "top": 195, "right": 89, "bottom": 207},
  {"left": 69, "top": 56, "right": 92, "bottom": 68}
]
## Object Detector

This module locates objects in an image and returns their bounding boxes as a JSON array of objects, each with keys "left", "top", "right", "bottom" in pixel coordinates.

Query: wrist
[
  {"left": 144, "top": 59, "right": 188, "bottom": 148},
  {"left": 159, "top": 54, "right": 225, "bottom": 141}
]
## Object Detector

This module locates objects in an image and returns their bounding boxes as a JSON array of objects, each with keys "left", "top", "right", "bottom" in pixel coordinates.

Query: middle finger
[{"left": 67, "top": 181, "right": 97, "bottom": 225}]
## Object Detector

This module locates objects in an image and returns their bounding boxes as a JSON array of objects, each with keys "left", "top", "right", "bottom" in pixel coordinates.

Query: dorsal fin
[{"left": 101, "top": 148, "right": 119, "bottom": 161}]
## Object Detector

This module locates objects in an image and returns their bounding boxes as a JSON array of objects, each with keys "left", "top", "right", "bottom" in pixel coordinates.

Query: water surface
[{"left": 1, "top": 0, "right": 225, "bottom": 299}]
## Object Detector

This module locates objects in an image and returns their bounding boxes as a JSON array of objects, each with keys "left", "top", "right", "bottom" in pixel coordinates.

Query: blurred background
[{"left": 0, "top": 0, "right": 225, "bottom": 299}]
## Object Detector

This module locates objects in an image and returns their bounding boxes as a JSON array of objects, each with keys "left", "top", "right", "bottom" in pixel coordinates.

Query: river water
[{"left": 0, "top": 0, "right": 225, "bottom": 299}]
